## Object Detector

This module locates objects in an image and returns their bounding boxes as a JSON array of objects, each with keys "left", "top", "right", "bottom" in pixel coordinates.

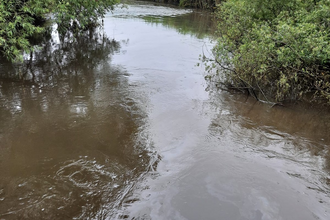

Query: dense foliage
[
  {"left": 155, "top": 0, "right": 216, "bottom": 10},
  {"left": 206, "top": 0, "right": 330, "bottom": 104},
  {"left": 0, "top": 0, "right": 119, "bottom": 62},
  {"left": 178, "top": 0, "right": 216, "bottom": 9}
]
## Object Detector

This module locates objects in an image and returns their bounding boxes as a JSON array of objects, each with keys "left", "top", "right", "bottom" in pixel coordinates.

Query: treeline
[
  {"left": 0, "top": 0, "right": 119, "bottom": 62},
  {"left": 205, "top": 0, "right": 330, "bottom": 104},
  {"left": 154, "top": 0, "right": 218, "bottom": 10},
  {"left": 178, "top": 0, "right": 217, "bottom": 9}
]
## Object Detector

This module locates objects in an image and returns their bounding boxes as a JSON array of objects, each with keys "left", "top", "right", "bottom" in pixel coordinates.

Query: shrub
[
  {"left": 206, "top": 0, "right": 330, "bottom": 104},
  {"left": 0, "top": 0, "right": 119, "bottom": 62}
]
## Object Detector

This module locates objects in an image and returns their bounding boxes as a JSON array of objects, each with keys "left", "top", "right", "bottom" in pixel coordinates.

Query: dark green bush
[{"left": 0, "top": 0, "right": 119, "bottom": 62}]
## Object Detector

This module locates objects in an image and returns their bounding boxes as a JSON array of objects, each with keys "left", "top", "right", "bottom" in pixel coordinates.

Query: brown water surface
[{"left": 0, "top": 1, "right": 330, "bottom": 219}]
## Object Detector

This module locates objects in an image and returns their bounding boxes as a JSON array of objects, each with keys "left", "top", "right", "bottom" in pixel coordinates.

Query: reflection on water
[
  {"left": 0, "top": 20, "right": 156, "bottom": 219},
  {"left": 113, "top": 1, "right": 215, "bottom": 39},
  {"left": 141, "top": 11, "right": 215, "bottom": 39},
  {"left": 208, "top": 88, "right": 330, "bottom": 166},
  {"left": 208, "top": 89, "right": 330, "bottom": 194}
]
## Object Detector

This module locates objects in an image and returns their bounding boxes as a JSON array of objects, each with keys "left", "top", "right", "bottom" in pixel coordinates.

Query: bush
[
  {"left": 206, "top": 0, "right": 330, "bottom": 104},
  {"left": 0, "top": 0, "right": 51, "bottom": 61},
  {"left": 179, "top": 0, "right": 215, "bottom": 9},
  {"left": 0, "top": 0, "right": 119, "bottom": 62}
]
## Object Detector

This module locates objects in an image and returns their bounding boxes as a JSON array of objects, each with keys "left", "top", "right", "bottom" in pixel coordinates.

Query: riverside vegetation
[
  {"left": 203, "top": 0, "right": 330, "bottom": 105},
  {"left": 0, "top": 0, "right": 119, "bottom": 62}
]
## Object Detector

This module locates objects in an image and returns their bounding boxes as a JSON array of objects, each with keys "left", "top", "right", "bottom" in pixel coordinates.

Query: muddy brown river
[{"left": 0, "top": 1, "right": 330, "bottom": 219}]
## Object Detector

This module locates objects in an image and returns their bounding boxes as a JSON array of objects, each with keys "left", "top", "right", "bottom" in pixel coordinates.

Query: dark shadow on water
[
  {"left": 206, "top": 83, "right": 330, "bottom": 195},
  {"left": 0, "top": 26, "right": 157, "bottom": 219}
]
